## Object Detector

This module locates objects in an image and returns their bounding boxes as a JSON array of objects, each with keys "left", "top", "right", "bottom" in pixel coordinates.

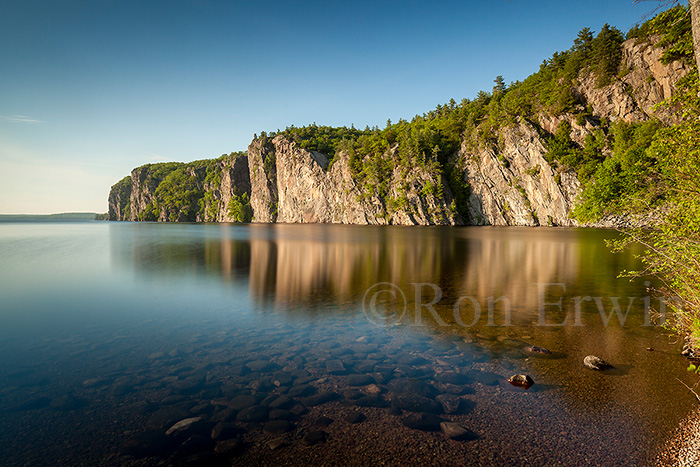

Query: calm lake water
[{"left": 0, "top": 222, "right": 696, "bottom": 466}]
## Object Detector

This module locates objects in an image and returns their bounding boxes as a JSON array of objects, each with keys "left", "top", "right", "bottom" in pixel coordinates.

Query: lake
[{"left": 0, "top": 222, "right": 696, "bottom": 466}]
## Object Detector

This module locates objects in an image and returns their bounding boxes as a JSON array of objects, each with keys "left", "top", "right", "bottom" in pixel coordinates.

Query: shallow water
[{"left": 0, "top": 222, "right": 695, "bottom": 466}]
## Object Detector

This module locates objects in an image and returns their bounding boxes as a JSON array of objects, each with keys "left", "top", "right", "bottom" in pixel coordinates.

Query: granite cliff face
[
  {"left": 248, "top": 136, "right": 458, "bottom": 225},
  {"left": 575, "top": 36, "right": 688, "bottom": 125},
  {"left": 108, "top": 35, "right": 690, "bottom": 226},
  {"left": 456, "top": 35, "right": 689, "bottom": 227},
  {"left": 459, "top": 120, "right": 581, "bottom": 226},
  {"left": 107, "top": 176, "right": 132, "bottom": 222}
]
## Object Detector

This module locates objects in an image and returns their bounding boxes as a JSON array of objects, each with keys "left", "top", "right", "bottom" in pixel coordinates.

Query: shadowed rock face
[
  {"left": 109, "top": 35, "right": 689, "bottom": 226},
  {"left": 108, "top": 154, "right": 250, "bottom": 222}
]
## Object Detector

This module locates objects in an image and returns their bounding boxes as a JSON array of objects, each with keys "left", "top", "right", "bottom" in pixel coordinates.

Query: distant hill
[{"left": 0, "top": 212, "right": 106, "bottom": 222}]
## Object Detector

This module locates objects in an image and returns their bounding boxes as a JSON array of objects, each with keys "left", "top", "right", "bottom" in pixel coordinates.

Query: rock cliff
[
  {"left": 108, "top": 33, "right": 691, "bottom": 226},
  {"left": 108, "top": 153, "right": 250, "bottom": 222},
  {"left": 247, "top": 136, "right": 458, "bottom": 225},
  {"left": 460, "top": 120, "right": 581, "bottom": 226},
  {"left": 458, "top": 35, "right": 689, "bottom": 226}
]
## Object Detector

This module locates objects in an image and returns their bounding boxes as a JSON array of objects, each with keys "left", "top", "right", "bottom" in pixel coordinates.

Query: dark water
[{"left": 0, "top": 222, "right": 696, "bottom": 466}]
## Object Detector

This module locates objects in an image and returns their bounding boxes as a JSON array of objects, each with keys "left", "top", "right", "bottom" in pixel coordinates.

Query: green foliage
[
  {"left": 227, "top": 191, "right": 253, "bottom": 223},
  {"left": 575, "top": 56, "right": 700, "bottom": 345},
  {"left": 590, "top": 24, "right": 625, "bottom": 87},
  {"left": 154, "top": 168, "right": 203, "bottom": 221},
  {"left": 282, "top": 124, "right": 366, "bottom": 164},
  {"left": 574, "top": 120, "right": 662, "bottom": 221},
  {"left": 446, "top": 162, "right": 471, "bottom": 219},
  {"left": 525, "top": 165, "right": 541, "bottom": 178},
  {"left": 607, "top": 120, "right": 700, "bottom": 344},
  {"left": 571, "top": 5, "right": 698, "bottom": 347},
  {"left": 546, "top": 121, "right": 578, "bottom": 165},
  {"left": 131, "top": 153, "right": 250, "bottom": 223},
  {"left": 627, "top": 4, "right": 694, "bottom": 65}
]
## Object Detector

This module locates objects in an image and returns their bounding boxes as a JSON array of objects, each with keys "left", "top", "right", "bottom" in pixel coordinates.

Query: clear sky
[{"left": 0, "top": 0, "right": 661, "bottom": 214}]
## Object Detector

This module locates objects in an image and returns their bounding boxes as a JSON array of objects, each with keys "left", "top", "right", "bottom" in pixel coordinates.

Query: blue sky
[{"left": 0, "top": 0, "right": 660, "bottom": 213}]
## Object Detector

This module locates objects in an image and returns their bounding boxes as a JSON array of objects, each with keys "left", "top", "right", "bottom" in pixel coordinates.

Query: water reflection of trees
[{"left": 117, "top": 224, "right": 645, "bottom": 319}]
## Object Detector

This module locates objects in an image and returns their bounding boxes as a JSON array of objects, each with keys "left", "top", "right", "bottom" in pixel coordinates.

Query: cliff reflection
[{"left": 113, "top": 224, "right": 631, "bottom": 321}]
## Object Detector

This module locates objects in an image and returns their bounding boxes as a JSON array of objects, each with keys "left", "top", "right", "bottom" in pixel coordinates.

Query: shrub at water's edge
[{"left": 572, "top": 5, "right": 700, "bottom": 352}]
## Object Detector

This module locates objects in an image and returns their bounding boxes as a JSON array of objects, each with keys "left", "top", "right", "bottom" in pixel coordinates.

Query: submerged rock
[
  {"left": 346, "top": 374, "right": 373, "bottom": 386},
  {"left": 402, "top": 413, "right": 441, "bottom": 431},
  {"left": 165, "top": 417, "right": 202, "bottom": 437},
  {"left": 263, "top": 420, "right": 293, "bottom": 434},
  {"left": 436, "top": 394, "right": 466, "bottom": 414},
  {"left": 440, "top": 421, "right": 477, "bottom": 440},
  {"left": 214, "top": 438, "right": 244, "bottom": 456},
  {"left": 583, "top": 355, "right": 614, "bottom": 370},
  {"left": 345, "top": 411, "right": 366, "bottom": 424},
  {"left": 507, "top": 374, "right": 535, "bottom": 389},
  {"left": 236, "top": 405, "right": 269, "bottom": 423},
  {"left": 392, "top": 394, "right": 442, "bottom": 414},
  {"left": 434, "top": 372, "right": 471, "bottom": 385},
  {"left": 268, "top": 437, "right": 292, "bottom": 450},
  {"left": 303, "top": 430, "right": 328, "bottom": 445},
  {"left": 525, "top": 346, "right": 552, "bottom": 355}
]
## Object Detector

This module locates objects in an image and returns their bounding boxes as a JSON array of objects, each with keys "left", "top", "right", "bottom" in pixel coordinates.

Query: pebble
[
  {"left": 472, "top": 370, "right": 501, "bottom": 386},
  {"left": 246, "top": 360, "right": 278, "bottom": 372},
  {"left": 287, "top": 384, "right": 316, "bottom": 397},
  {"left": 436, "top": 394, "right": 464, "bottom": 414},
  {"left": 82, "top": 377, "right": 111, "bottom": 388},
  {"left": 354, "top": 395, "right": 388, "bottom": 408},
  {"left": 435, "top": 372, "right": 471, "bottom": 385},
  {"left": 325, "top": 359, "right": 347, "bottom": 374},
  {"left": 387, "top": 378, "right": 438, "bottom": 397},
  {"left": 301, "top": 391, "right": 339, "bottom": 407},
  {"left": 269, "top": 409, "right": 294, "bottom": 421},
  {"left": 583, "top": 355, "right": 614, "bottom": 370},
  {"left": 147, "top": 407, "right": 191, "bottom": 429},
  {"left": 315, "top": 416, "right": 334, "bottom": 427},
  {"left": 229, "top": 394, "right": 258, "bottom": 410}
]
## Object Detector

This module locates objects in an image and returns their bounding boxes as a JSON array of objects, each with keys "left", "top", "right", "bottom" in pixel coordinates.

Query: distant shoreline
[{"left": 0, "top": 212, "right": 107, "bottom": 222}]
